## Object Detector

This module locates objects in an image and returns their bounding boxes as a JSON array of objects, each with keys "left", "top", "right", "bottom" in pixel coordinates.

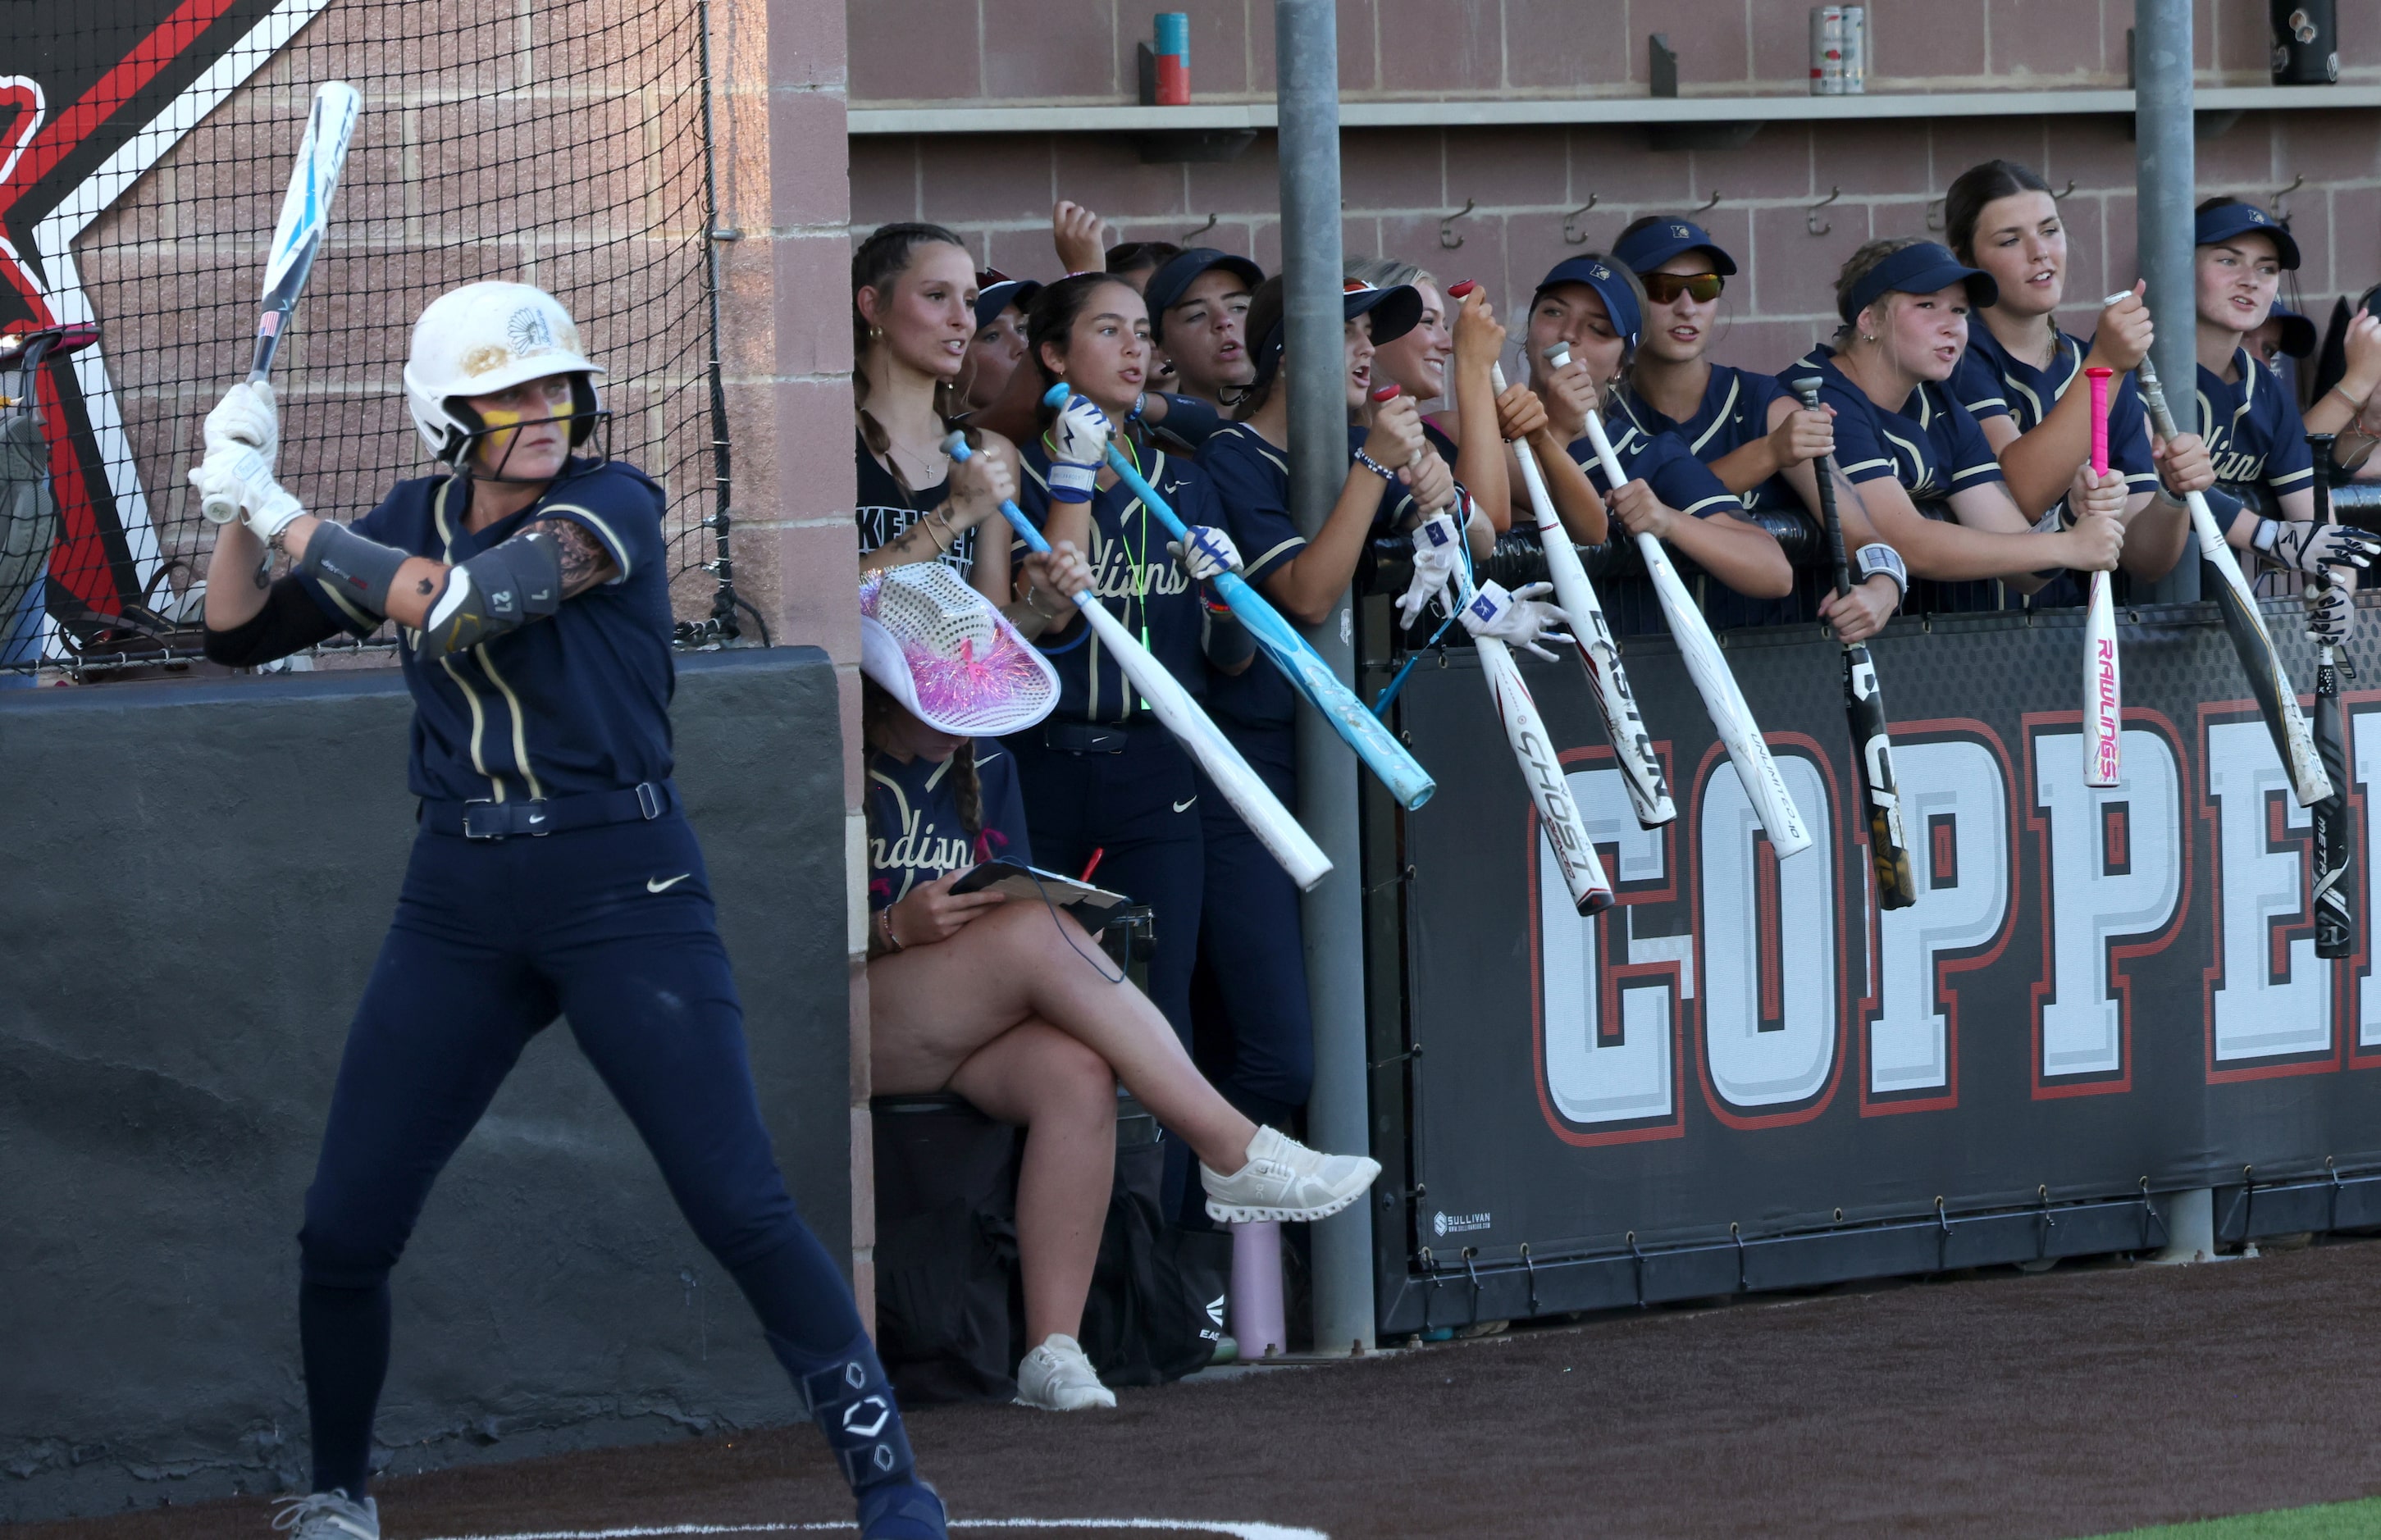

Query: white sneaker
[
  {"left": 1015, "top": 1333, "right": 1117, "bottom": 1410},
  {"left": 1202, "top": 1126, "right": 1381, "bottom": 1223},
  {"left": 271, "top": 1492, "right": 379, "bottom": 1540}
]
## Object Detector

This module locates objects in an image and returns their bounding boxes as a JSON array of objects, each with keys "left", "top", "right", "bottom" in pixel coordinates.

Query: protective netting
[{"left": 2, "top": 0, "right": 737, "bottom": 675}]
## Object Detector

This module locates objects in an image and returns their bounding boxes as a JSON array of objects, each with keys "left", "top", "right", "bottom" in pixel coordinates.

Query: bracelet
[
  {"left": 1127, "top": 391, "right": 1149, "bottom": 423},
  {"left": 1024, "top": 585, "right": 1063, "bottom": 620},
  {"left": 2332, "top": 383, "right": 2370, "bottom": 413},
  {"left": 1352, "top": 448, "right": 1398, "bottom": 482},
  {"left": 875, "top": 906, "right": 904, "bottom": 955}
]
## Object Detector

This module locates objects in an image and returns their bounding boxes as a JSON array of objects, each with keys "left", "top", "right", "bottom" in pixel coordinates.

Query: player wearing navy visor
[
  {"left": 1611, "top": 214, "right": 1835, "bottom": 626},
  {"left": 1775, "top": 239, "right": 2127, "bottom": 628},
  {"left": 1941, "top": 159, "right": 2216, "bottom": 602},
  {"left": 956, "top": 270, "right": 1041, "bottom": 413},
  {"left": 2183, "top": 198, "right": 2381, "bottom": 598},
  {"left": 1521, "top": 253, "right": 1795, "bottom": 637},
  {"left": 193, "top": 281, "right": 951, "bottom": 1540}
]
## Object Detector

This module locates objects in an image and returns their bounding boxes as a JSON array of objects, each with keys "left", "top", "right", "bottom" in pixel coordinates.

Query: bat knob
[
  {"left": 1543, "top": 343, "right": 1570, "bottom": 367},
  {"left": 1791, "top": 375, "right": 1824, "bottom": 406},
  {"left": 2085, "top": 366, "right": 2115, "bottom": 380},
  {"left": 1040, "top": 383, "right": 1072, "bottom": 410},
  {"left": 939, "top": 429, "right": 971, "bottom": 461},
  {"left": 1446, "top": 280, "right": 1478, "bottom": 299},
  {"left": 1370, "top": 385, "right": 1402, "bottom": 403}
]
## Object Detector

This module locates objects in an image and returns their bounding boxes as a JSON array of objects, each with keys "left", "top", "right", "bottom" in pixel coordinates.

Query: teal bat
[{"left": 1042, "top": 385, "right": 1435, "bottom": 811}]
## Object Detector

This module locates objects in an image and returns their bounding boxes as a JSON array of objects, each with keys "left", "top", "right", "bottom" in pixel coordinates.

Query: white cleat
[
  {"left": 1201, "top": 1125, "right": 1381, "bottom": 1224},
  {"left": 1016, "top": 1333, "right": 1117, "bottom": 1411},
  {"left": 271, "top": 1492, "right": 379, "bottom": 1540}
]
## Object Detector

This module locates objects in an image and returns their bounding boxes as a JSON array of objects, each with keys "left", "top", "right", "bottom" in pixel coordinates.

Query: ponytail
[{"left": 951, "top": 739, "right": 985, "bottom": 846}]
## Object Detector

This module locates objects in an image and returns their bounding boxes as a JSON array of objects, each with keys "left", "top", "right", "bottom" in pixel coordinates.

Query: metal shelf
[{"left": 848, "top": 84, "right": 2381, "bottom": 136}]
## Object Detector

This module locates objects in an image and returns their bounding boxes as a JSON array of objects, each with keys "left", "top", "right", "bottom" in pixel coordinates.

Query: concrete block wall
[{"left": 850, "top": 0, "right": 2381, "bottom": 105}]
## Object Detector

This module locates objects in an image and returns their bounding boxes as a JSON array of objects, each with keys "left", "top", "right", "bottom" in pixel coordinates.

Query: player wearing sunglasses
[{"left": 1611, "top": 215, "right": 1835, "bottom": 624}]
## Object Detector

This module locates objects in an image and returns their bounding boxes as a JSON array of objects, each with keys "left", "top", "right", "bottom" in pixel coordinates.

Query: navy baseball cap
[
  {"left": 1612, "top": 217, "right": 1739, "bottom": 278},
  {"left": 2266, "top": 300, "right": 2318, "bottom": 358},
  {"left": 1143, "top": 248, "right": 1264, "bottom": 339},
  {"left": 1533, "top": 256, "right": 1642, "bottom": 349},
  {"left": 1838, "top": 241, "right": 2000, "bottom": 325},
  {"left": 2195, "top": 200, "right": 2301, "bottom": 271},
  {"left": 1248, "top": 278, "right": 1422, "bottom": 385},
  {"left": 972, "top": 273, "right": 1041, "bottom": 332}
]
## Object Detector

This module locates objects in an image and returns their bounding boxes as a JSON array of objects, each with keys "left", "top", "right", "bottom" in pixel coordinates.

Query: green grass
[{"left": 2097, "top": 1497, "right": 2381, "bottom": 1537}]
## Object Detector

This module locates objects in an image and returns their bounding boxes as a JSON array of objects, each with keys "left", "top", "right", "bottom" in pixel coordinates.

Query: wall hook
[
  {"left": 2273, "top": 172, "right": 2306, "bottom": 217},
  {"left": 1692, "top": 189, "right": 1722, "bottom": 213},
  {"left": 1439, "top": 197, "right": 1476, "bottom": 249},
  {"left": 2051, "top": 178, "right": 2078, "bottom": 200},
  {"left": 1807, "top": 186, "right": 1840, "bottom": 237},
  {"left": 1926, "top": 197, "right": 1945, "bottom": 231},
  {"left": 1179, "top": 212, "right": 1219, "bottom": 243},
  {"left": 1562, "top": 194, "right": 1599, "bottom": 246}
]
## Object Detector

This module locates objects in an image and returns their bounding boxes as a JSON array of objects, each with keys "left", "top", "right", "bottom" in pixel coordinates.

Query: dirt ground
[{"left": 23, "top": 1238, "right": 2381, "bottom": 1540}]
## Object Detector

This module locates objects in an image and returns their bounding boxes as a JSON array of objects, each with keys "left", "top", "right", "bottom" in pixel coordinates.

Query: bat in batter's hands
[{"left": 199, "top": 80, "right": 360, "bottom": 525}]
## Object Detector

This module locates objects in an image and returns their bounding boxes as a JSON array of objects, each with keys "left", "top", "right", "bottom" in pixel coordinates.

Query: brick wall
[
  {"left": 851, "top": 0, "right": 2381, "bottom": 105},
  {"left": 852, "top": 1, "right": 2381, "bottom": 383}
]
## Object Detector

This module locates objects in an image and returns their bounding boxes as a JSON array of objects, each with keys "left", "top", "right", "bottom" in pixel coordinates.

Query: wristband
[
  {"left": 299, "top": 521, "right": 409, "bottom": 617},
  {"left": 1352, "top": 448, "right": 1397, "bottom": 482},
  {"left": 2030, "top": 502, "right": 2075, "bottom": 536},
  {"left": 1048, "top": 461, "right": 1097, "bottom": 503},
  {"left": 2251, "top": 516, "right": 2283, "bottom": 558},
  {"left": 1852, "top": 543, "right": 1907, "bottom": 600},
  {"left": 1126, "top": 392, "right": 1148, "bottom": 423}
]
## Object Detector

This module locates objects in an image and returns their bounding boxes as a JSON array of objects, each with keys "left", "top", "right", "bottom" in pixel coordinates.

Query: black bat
[
  {"left": 1794, "top": 378, "right": 1917, "bottom": 910},
  {"left": 2310, "top": 432, "right": 2353, "bottom": 960}
]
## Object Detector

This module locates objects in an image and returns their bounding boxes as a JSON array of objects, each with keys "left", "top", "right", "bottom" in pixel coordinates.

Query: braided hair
[
  {"left": 853, "top": 221, "right": 969, "bottom": 494},
  {"left": 860, "top": 677, "right": 984, "bottom": 845}
]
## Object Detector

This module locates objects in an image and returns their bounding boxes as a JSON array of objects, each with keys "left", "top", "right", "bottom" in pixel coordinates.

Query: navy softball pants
[
  {"left": 1191, "top": 725, "right": 1314, "bottom": 1130},
  {"left": 296, "top": 814, "right": 909, "bottom": 1499}
]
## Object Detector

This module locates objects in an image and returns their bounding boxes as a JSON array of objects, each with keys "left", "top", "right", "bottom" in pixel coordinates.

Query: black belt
[
  {"left": 422, "top": 779, "right": 676, "bottom": 840},
  {"left": 1041, "top": 719, "right": 1152, "bottom": 754}
]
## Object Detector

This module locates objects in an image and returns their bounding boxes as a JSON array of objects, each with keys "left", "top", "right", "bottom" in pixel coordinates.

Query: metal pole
[
  {"left": 2136, "top": 0, "right": 2200, "bottom": 605},
  {"left": 1276, "top": 0, "right": 1373, "bottom": 1355}
]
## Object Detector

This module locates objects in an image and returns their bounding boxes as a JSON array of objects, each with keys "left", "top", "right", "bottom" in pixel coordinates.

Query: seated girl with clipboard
[{"left": 857, "top": 563, "right": 1379, "bottom": 1415}]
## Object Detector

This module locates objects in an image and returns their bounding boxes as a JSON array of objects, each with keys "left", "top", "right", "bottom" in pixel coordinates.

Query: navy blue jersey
[
  {"left": 1616, "top": 366, "right": 1812, "bottom": 627},
  {"left": 1015, "top": 428, "right": 1211, "bottom": 723},
  {"left": 1952, "top": 326, "right": 2159, "bottom": 496},
  {"left": 2199, "top": 348, "right": 2315, "bottom": 502},
  {"left": 1617, "top": 366, "right": 1795, "bottom": 514},
  {"left": 1562, "top": 411, "right": 1749, "bottom": 637},
  {"left": 303, "top": 458, "right": 673, "bottom": 803},
  {"left": 1198, "top": 421, "right": 1422, "bottom": 732},
  {"left": 864, "top": 741, "right": 1030, "bottom": 909},
  {"left": 855, "top": 431, "right": 981, "bottom": 580},
  {"left": 1787, "top": 345, "right": 2018, "bottom": 615}
]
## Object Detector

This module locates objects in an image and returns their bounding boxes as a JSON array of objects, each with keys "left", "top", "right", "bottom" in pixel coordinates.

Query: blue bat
[
  {"left": 944, "top": 433, "right": 1331, "bottom": 890},
  {"left": 1040, "top": 385, "right": 1436, "bottom": 811}
]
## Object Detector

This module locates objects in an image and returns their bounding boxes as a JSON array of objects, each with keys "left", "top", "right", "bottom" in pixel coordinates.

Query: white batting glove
[
  {"left": 1168, "top": 525, "right": 1241, "bottom": 581},
  {"left": 2254, "top": 517, "right": 2381, "bottom": 577},
  {"left": 1398, "top": 512, "right": 1465, "bottom": 628},
  {"left": 1047, "top": 395, "right": 1111, "bottom": 503},
  {"left": 189, "top": 445, "right": 305, "bottom": 544},
  {"left": 1460, "top": 579, "right": 1573, "bottom": 662},
  {"left": 2307, "top": 575, "right": 2356, "bottom": 649},
  {"left": 203, "top": 380, "right": 279, "bottom": 469}
]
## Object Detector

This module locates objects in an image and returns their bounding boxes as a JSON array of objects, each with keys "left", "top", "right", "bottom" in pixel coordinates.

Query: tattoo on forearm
[{"left": 525, "top": 517, "right": 618, "bottom": 598}]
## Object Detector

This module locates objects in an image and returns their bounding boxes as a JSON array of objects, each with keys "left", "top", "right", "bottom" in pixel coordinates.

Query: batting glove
[
  {"left": 2253, "top": 517, "right": 2381, "bottom": 577},
  {"left": 1047, "top": 395, "right": 1111, "bottom": 503},
  {"left": 2307, "top": 576, "right": 2356, "bottom": 649},
  {"left": 1460, "top": 579, "right": 1573, "bottom": 663},
  {"left": 1398, "top": 512, "right": 1465, "bottom": 629},
  {"left": 1168, "top": 525, "right": 1241, "bottom": 582},
  {"left": 189, "top": 446, "right": 305, "bottom": 544},
  {"left": 203, "top": 380, "right": 279, "bottom": 470}
]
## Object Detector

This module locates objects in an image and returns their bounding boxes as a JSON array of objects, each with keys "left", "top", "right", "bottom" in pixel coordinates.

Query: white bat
[
  {"left": 2082, "top": 356, "right": 2122, "bottom": 788},
  {"left": 945, "top": 434, "right": 1330, "bottom": 890},
  {"left": 1457, "top": 566, "right": 1614, "bottom": 916},
  {"left": 201, "top": 81, "right": 361, "bottom": 525},
  {"left": 1491, "top": 358, "right": 1675, "bottom": 829},
  {"left": 1578, "top": 404, "right": 1813, "bottom": 858}
]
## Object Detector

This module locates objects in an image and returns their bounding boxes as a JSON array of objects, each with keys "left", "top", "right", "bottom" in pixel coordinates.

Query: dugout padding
[{"left": 0, "top": 647, "right": 848, "bottom": 1522}]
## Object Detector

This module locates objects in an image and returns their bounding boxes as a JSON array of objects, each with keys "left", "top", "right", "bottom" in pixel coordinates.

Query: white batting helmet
[{"left": 403, "top": 281, "right": 604, "bottom": 462}]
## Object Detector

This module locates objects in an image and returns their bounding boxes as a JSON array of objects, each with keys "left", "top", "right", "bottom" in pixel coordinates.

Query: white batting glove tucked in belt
[
  {"left": 1398, "top": 512, "right": 1465, "bottom": 629},
  {"left": 1459, "top": 579, "right": 1572, "bottom": 662},
  {"left": 1168, "top": 524, "right": 1241, "bottom": 581},
  {"left": 203, "top": 380, "right": 279, "bottom": 468}
]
